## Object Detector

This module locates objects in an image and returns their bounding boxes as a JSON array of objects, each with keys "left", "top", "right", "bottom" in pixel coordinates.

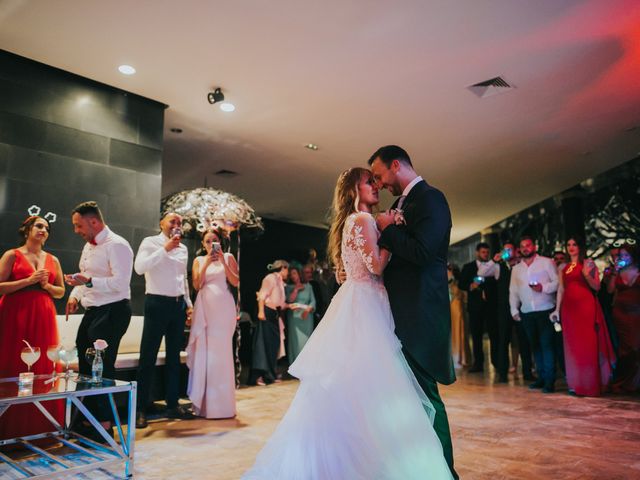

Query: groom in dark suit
[{"left": 370, "top": 145, "right": 458, "bottom": 479}]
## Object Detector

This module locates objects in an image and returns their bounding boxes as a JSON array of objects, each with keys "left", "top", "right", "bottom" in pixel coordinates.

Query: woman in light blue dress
[{"left": 285, "top": 264, "right": 316, "bottom": 364}]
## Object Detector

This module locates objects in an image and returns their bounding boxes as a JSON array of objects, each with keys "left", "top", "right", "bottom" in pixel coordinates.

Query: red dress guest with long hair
[
  {"left": 606, "top": 243, "right": 640, "bottom": 393},
  {"left": 553, "top": 237, "right": 615, "bottom": 396},
  {"left": 0, "top": 216, "right": 65, "bottom": 441}
]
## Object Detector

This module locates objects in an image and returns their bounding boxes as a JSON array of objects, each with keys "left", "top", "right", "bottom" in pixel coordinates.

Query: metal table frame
[{"left": 0, "top": 375, "right": 136, "bottom": 479}]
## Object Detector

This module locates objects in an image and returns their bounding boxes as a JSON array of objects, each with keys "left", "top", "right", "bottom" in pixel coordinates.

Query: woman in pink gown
[
  {"left": 0, "top": 216, "right": 65, "bottom": 442},
  {"left": 552, "top": 237, "right": 615, "bottom": 396},
  {"left": 186, "top": 227, "right": 239, "bottom": 419}
]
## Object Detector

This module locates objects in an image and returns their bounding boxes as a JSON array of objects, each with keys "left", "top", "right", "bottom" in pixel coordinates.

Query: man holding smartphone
[
  {"left": 65, "top": 201, "right": 133, "bottom": 439},
  {"left": 134, "top": 212, "right": 194, "bottom": 428},
  {"left": 459, "top": 242, "right": 500, "bottom": 373},
  {"left": 509, "top": 236, "right": 559, "bottom": 393}
]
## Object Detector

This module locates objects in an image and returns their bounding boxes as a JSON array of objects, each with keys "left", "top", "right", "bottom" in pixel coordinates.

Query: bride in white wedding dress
[{"left": 243, "top": 168, "right": 453, "bottom": 480}]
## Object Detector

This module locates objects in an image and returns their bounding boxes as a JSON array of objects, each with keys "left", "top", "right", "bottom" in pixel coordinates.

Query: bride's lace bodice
[{"left": 341, "top": 212, "right": 385, "bottom": 284}]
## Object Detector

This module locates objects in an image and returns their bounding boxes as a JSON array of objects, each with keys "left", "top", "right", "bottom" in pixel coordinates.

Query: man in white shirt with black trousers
[
  {"left": 509, "top": 235, "right": 559, "bottom": 393},
  {"left": 65, "top": 201, "right": 134, "bottom": 438},
  {"left": 134, "top": 212, "right": 194, "bottom": 428}
]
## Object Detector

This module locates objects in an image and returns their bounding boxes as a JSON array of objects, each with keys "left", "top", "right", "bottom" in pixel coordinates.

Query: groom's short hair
[{"left": 368, "top": 145, "right": 413, "bottom": 167}]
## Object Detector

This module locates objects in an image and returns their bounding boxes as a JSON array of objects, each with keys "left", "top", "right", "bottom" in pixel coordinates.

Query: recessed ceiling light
[
  {"left": 118, "top": 65, "right": 136, "bottom": 75},
  {"left": 305, "top": 143, "right": 319, "bottom": 151},
  {"left": 170, "top": 128, "right": 183, "bottom": 133},
  {"left": 220, "top": 102, "right": 235, "bottom": 112}
]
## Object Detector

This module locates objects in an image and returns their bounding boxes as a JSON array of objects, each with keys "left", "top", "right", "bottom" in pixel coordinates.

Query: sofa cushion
[{"left": 55, "top": 314, "right": 187, "bottom": 371}]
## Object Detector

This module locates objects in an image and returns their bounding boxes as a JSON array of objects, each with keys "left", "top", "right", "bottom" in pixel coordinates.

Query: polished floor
[
  {"left": 134, "top": 367, "right": 639, "bottom": 479},
  {"left": 2, "top": 367, "right": 639, "bottom": 479}
]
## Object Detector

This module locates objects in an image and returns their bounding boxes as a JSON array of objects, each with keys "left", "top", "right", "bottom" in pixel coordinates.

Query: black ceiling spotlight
[{"left": 207, "top": 88, "right": 224, "bottom": 104}]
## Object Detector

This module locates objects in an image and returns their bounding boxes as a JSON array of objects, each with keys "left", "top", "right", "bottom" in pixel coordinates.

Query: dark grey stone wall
[
  {"left": 0, "top": 50, "right": 166, "bottom": 314},
  {"left": 449, "top": 156, "right": 640, "bottom": 266}
]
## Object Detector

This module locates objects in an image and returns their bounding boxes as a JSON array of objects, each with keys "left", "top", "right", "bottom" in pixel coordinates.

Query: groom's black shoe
[
  {"left": 468, "top": 365, "right": 483, "bottom": 373},
  {"left": 528, "top": 380, "right": 545, "bottom": 389}
]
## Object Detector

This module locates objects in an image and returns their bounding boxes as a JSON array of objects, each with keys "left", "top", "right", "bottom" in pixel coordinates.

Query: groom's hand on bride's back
[{"left": 336, "top": 266, "right": 347, "bottom": 285}]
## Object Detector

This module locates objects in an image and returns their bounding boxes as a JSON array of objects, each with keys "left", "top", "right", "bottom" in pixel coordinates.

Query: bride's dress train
[{"left": 243, "top": 212, "right": 453, "bottom": 479}]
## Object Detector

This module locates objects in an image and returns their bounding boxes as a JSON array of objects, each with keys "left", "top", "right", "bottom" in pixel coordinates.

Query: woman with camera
[
  {"left": 186, "top": 227, "right": 239, "bottom": 419},
  {"left": 605, "top": 242, "right": 640, "bottom": 393}
]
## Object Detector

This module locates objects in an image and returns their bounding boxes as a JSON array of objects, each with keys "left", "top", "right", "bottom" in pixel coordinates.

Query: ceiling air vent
[
  {"left": 467, "top": 76, "right": 515, "bottom": 98},
  {"left": 214, "top": 169, "right": 239, "bottom": 178}
]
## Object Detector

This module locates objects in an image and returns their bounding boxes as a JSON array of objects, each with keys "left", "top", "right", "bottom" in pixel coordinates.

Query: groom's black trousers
[{"left": 403, "top": 348, "right": 459, "bottom": 480}]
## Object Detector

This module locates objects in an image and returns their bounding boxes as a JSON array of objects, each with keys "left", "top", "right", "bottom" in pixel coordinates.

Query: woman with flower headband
[
  {"left": 551, "top": 236, "right": 615, "bottom": 396},
  {"left": 0, "top": 215, "right": 65, "bottom": 442},
  {"left": 243, "top": 167, "right": 452, "bottom": 479}
]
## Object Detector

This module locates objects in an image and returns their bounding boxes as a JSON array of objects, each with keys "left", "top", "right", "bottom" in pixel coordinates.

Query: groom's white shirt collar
[{"left": 401, "top": 176, "right": 423, "bottom": 197}]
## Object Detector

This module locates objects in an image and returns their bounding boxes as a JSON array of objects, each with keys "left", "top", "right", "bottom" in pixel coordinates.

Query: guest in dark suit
[
  {"left": 493, "top": 241, "right": 533, "bottom": 382},
  {"left": 371, "top": 145, "right": 458, "bottom": 480},
  {"left": 459, "top": 243, "right": 499, "bottom": 373},
  {"left": 599, "top": 246, "right": 620, "bottom": 352},
  {"left": 302, "top": 263, "right": 327, "bottom": 327}
]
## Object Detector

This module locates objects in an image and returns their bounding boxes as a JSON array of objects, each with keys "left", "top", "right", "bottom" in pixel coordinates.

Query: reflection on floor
[
  {"left": 130, "top": 368, "right": 639, "bottom": 480},
  {"left": 1, "top": 367, "right": 638, "bottom": 479}
]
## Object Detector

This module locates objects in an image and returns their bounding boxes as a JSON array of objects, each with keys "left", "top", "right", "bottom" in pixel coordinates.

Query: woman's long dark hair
[{"left": 566, "top": 235, "right": 586, "bottom": 262}]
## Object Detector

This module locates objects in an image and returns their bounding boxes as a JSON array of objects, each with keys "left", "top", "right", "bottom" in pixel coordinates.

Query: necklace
[{"left": 565, "top": 262, "right": 578, "bottom": 275}]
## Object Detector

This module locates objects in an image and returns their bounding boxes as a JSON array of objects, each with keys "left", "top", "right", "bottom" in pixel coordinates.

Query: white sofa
[{"left": 56, "top": 315, "right": 188, "bottom": 371}]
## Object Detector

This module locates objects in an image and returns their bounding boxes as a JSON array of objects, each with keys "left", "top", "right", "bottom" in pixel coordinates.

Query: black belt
[
  {"left": 146, "top": 293, "right": 185, "bottom": 302},
  {"left": 85, "top": 298, "right": 129, "bottom": 311}
]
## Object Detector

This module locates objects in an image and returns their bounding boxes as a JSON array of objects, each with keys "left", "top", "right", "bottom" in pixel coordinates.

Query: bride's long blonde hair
[{"left": 327, "top": 167, "right": 372, "bottom": 269}]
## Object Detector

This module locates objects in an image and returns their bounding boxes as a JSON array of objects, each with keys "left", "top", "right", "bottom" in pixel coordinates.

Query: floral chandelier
[{"left": 161, "top": 187, "right": 264, "bottom": 238}]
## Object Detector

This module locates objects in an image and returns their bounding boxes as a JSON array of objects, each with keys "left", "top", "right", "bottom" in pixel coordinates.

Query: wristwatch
[{"left": 85, "top": 278, "right": 93, "bottom": 288}]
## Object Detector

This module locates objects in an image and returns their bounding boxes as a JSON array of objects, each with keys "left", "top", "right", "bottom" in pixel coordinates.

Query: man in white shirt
[
  {"left": 133, "top": 212, "right": 194, "bottom": 428},
  {"left": 509, "top": 236, "right": 559, "bottom": 393},
  {"left": 65, "top": 201, "right": 133, "bottom": 434}
]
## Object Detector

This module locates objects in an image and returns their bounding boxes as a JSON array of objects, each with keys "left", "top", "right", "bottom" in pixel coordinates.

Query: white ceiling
[{"left": 1, "top": 0, "right": 639, "bottom": 242}]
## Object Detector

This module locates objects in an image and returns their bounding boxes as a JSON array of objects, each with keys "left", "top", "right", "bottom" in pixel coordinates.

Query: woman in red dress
[
  {"left": 605, "top": 243, "right": 640, "bottom": 393},
  {"left": 552, "top": 237, "right": 615, "bottom": 396},
  {"left": 0, "top": 216, "right": 66, "bottom": 441}
]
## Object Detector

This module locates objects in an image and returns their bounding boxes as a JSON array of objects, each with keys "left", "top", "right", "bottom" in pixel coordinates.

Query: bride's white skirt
[{"left": 243, "top": 279, "right": 453, "bottom": 480}]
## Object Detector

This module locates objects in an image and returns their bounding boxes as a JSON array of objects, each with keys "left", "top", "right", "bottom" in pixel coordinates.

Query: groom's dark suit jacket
[{"left": 379, "top": 180, "right": 456, "bottom": 385}]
